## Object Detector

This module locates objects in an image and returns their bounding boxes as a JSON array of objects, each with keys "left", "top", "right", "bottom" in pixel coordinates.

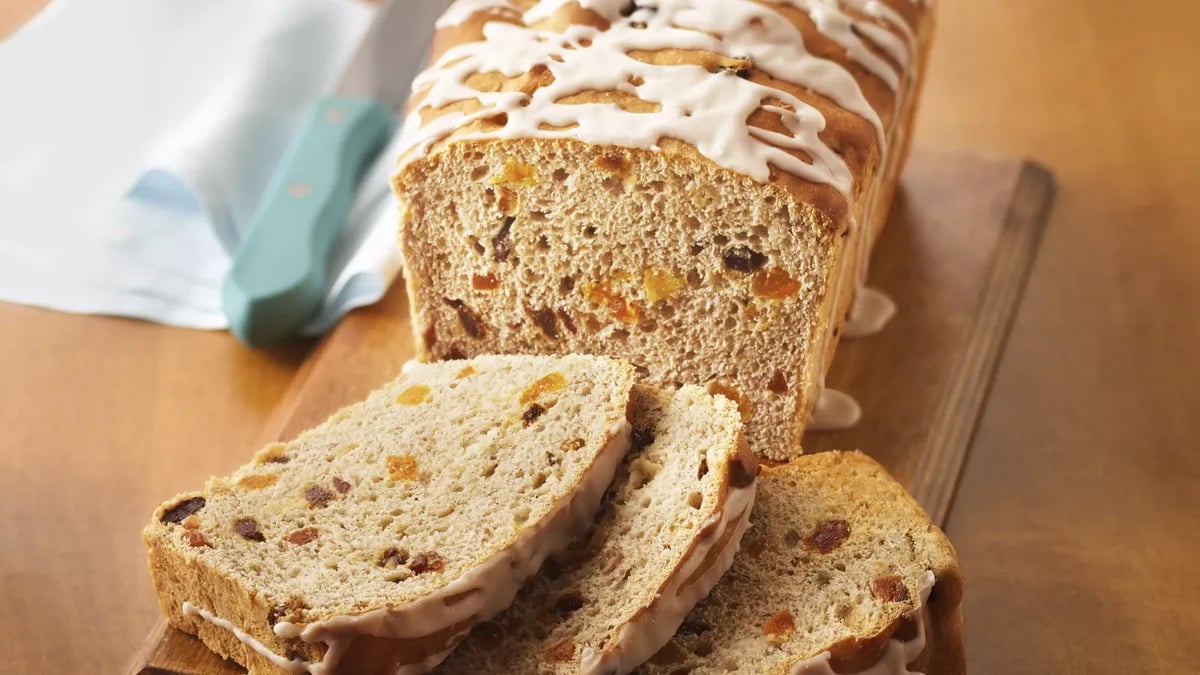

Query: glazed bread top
[{"left": 397, "top": 0, "right": 930, "bottom": 222}]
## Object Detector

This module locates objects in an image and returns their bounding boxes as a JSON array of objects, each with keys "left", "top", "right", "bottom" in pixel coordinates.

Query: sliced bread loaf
[
  {"left": 143, "top": 354, "right": 636, "bottom": 675},
  {"left": 394, "top": 0, "right": 936, "bottom": 461},
  {"left": 435, "top": 384, "right": 758, "bottom": 675},
  {"left": 637, "top": 451, "right": 964, "bottom": 675}
]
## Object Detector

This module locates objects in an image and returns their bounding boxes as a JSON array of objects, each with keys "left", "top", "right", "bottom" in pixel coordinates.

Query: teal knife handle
[{"left": 223, "top": 96, "right": 392, "bottom": 347}]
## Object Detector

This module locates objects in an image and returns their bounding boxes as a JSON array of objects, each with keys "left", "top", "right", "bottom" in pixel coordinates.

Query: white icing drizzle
[
  {"left": 183, "top": 602, "right": 310, "bottom": 674},
  {"left": 777, "top": 0, "right": 901, "bottom": 90},
  {"left": 580, "top": 475, "right": 757, "bottom": 675},
  {"left": 435, "top": 0, "right": 518, "bottom": 29},
  {"left": 843, "top": 285, "right": 896, "bottom": 338},
  {"left": 188, "top": 419, "right": 632, "bottom": 675},
  {"left": 807, "top": 387, "right": 862, "bottom": 431},
  {"left": 788, "top": 570, "right": 937, "bottom": 675}
]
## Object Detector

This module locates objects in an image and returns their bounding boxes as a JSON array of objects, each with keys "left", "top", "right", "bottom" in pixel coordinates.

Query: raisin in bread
[
  {"left": 436, "top": 384, "right": 758, "bottom": 675},
  {"left": 393, "top": 0, "right": 936, "bottom": 460},
  {"left": 637, "top": 451, "right": 964, "bottom": 675},
  {"left": 143, "top": 354, "right": 636, "bottom": 675}
]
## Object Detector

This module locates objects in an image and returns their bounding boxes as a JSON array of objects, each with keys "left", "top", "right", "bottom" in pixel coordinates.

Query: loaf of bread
[
  {"left": 393, "top": 0, "right": 936, "bottom": 460},
  {"left": 142, "top": 354, "right": 636, "bottom": 675},
  {"left": 635, "top": 451, "right": 964, "bottom": 675},
  {"left": 436, "top": 384, "right": 758, "bottom": 675}
]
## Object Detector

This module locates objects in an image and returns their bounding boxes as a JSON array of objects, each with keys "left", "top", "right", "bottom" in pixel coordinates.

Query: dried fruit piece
[
  {"left": 456, "top": 365, "right": 477, "bottom": 379},
  {"left": 729, "top": 454, "right": 759, "bottom": 488},
  {"left": 387, "top": 455, "right": 419, "bottom": 482},
  {"left": 493, "top": 217, "right": 514, "bottom": 263},
  {"left": 472, "top": 272, "right": 500, "bottom": 290},
  {"left": 237, "top": 474, "right": 278, "bottom": 491},
  {"left": 304, "top": 484, "right": 335, "bottom": 509},
  {"left": 184, "top": 530, "right": 212, "bottom": 548},
  {"left": 762, "top": 609, "right": 796, "bottom": 640},
  {"left": 523, "top": 404, "right": 547, "bottom": 426},
  {"left": 595, "top": 153, "right": 630, "bottom": 176},
  {"left": 395, "top": 384, "right": 432, "bottom": 406},
  {"left": 555, "top": 591, "right": 585, "bottom": 615},
  {"left": 530, "top": 307, "right": 560, "bottom": 339},
  {"left": 444, "top": 298, "right": 485, "bottom": 339},
  {"left": 491, "top": 159, "right": 539, "bottom": 186},
  {"left": 562, "top": 438, "right": 586, "bottom": 452},
  {"left": 378, "top": 547, "right": 409, "bottom": 568},
  {"left": 161, "top": 497, "right": 206, "bottom": 524},
  {"left": 643, "top": 268, "right": 685, "bottom": 303},
  {"left": 234, "top": 518, "right": 265, "bottom": 542},
  {"left": 285, "top": 528, "right": 319, "bottom": 546},
  {"left": 804, "top": 519, "right": 851, "bottom": 553},
  {"left": 722, "top": 245, "right": 768, "bottom": 273},
  {"left": 410, "top": 552, "right": 445, "bottom": 575},
  {"left": 521, "top": 372, "right": 567, "bottom": 404},
  {"left": 583, "top": 279, "right": 644, "bottom": 325},
  {"left": 331, "top": 477, "right": 351, "bottom": 494},
  {"left": 556, "top": 309, "right": 578, "bottom": 334},
  {"left": 767, "top": 370, "right": 788, "bottom": 394},
  {"left": 752, "top": 268, "right": 801, "bottom": 299},
  {"left": 871, "top": 575, "right": 911, "bottom": 602},
  {"left": 496, "top": 187, "right": 518, "bottom": 215},
  {"left": 543, "top": 638, "right": 575, "bottom": 663}
]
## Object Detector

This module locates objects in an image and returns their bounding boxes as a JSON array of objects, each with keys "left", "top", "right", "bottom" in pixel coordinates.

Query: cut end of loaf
[{"left": 396, "top": 138, "right": 843, "bottom": 461}]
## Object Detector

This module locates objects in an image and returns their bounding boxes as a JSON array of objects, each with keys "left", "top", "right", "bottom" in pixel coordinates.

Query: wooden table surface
[{"left": 1, "top": 2, "right": 1197, "bottom": 673}]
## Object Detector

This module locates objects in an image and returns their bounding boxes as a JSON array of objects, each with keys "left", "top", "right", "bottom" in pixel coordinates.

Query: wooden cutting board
[{"left": 128, "top": 151, "right": 1055, "bottom": 675}]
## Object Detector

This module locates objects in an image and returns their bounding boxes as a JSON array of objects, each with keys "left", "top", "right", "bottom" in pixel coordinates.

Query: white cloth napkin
[{"left": 0, "top": 0, "right": 407, "bottom": 335}]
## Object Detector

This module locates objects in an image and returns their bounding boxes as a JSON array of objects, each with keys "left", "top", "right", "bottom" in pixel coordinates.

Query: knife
[{"left": 222, "top": 0, "right": 452, "bottom": 347}]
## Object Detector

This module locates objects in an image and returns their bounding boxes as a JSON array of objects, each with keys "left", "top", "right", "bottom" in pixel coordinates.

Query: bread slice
[
  {"left": 636, "top": 451, "right": 964, "bottom": 675},
  {"left": 436, "top": 384, "right": 759, "bottom": 675},
  {"left": 143, "top": 354, "right": 637, "bottom": 675},
  {"left": 393, "top": 1, "right": 936, "bottom": 460}
]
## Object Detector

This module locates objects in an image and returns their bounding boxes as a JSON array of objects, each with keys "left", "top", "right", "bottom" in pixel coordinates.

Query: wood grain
[
  {"left": 3, "top": 0, "right": 1200, "bottom": 674},
  {"left": 132, "top": 152, "right": 1053, "bottom": 674}
]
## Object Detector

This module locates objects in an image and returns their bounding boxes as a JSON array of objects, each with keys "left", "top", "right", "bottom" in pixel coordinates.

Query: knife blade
[{"left": 222, "top": 0, "right": 454, "bottom": 347}]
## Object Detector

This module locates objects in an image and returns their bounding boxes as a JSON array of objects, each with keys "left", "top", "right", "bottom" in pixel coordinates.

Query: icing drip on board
[
  {"left": 808, "top": 387, "right": 862, "bottom": 431},
  {"left": 843, "top": 286, "right": 896, "bottom": 338}
]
